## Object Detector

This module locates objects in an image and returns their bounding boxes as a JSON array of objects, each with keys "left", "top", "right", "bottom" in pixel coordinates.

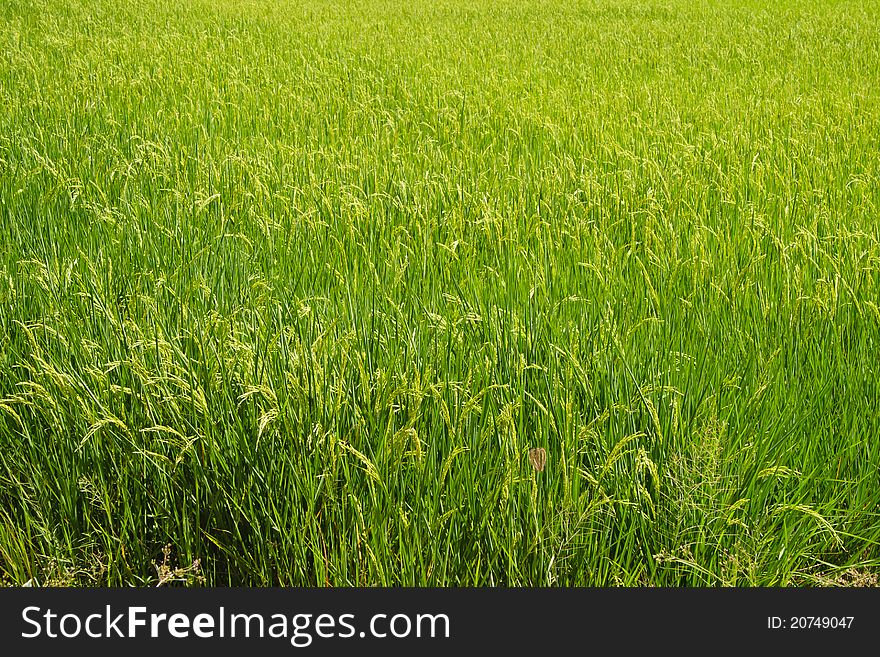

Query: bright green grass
[{"left": 1, "top": 0, "right": 879, "bottom": 586}]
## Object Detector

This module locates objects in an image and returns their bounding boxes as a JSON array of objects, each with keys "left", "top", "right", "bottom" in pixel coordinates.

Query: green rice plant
[{"left": 0, "top": 0, "right": 878, "bottom": 586}]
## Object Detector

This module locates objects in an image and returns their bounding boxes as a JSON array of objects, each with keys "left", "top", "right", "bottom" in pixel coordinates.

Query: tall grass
[{"left": 1, "top": 0, "right": 879, "bottom": 586}]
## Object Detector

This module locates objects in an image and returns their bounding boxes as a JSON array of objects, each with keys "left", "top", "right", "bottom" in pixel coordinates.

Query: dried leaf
[{"left": 529, "top": 447, "right": 547, "bottom": 472}]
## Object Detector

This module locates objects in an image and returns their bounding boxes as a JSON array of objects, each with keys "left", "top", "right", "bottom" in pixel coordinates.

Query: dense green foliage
[{"left": 1, "top": 0, "right": 879, "bottom": 586}]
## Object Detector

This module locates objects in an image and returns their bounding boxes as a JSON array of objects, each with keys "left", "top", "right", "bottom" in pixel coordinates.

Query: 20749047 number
[{"left": 768, "top": 616, "right": 854, "bottom": 629}]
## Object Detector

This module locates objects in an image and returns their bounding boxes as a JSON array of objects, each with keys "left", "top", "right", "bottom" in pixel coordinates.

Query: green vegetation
[{"left": 1, "top": 0, "right": 879, "bottom": 586}]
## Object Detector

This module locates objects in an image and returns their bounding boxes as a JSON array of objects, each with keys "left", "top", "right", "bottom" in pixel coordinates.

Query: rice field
[{"left": 1, "top": 0, "right": 879, "bottom": 586}]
